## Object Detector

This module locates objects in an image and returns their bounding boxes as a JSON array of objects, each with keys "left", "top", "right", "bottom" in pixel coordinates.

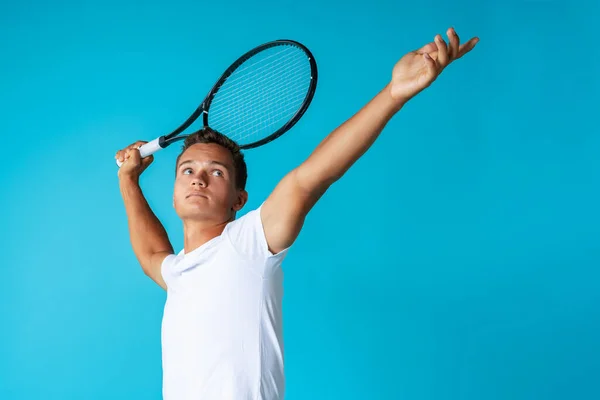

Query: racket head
[{"left": 201, "top": 39, "right": 318, "bottom": 149}]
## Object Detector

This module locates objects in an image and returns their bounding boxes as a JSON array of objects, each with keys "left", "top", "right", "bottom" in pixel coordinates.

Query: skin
[
  {"left": 172, "top": 143, "right": 248, "bottom": 253},
  {"left": 116, "top": 28, "right": 479, "bottom": 290}
]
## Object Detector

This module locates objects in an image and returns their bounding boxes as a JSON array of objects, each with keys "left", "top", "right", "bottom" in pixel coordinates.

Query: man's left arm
[{"left": 261, "top": 28, "right": 479, "bottom": 254}]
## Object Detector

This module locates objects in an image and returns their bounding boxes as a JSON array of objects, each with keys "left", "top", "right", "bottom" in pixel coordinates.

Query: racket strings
[
  {"left": 211, "top": 46, "right": 308, "bottom": 99},
  {"left": 208, "top": 45, "right": 312, "bottom": 145},
  {"left": 208, "top": 63, "right": 309, "bottom": 122},
  {"left": 219, "top": 101, "right": 305, "bottom": 143},
  {"left": 212, "top": 74, "right": 309, "bottom": 142},
  {"left": 232, "top": 92, "right": 309, "bottom": 142},
  {"left": 216, "top": 87, "right": 309, "bottom": 139},
  {"left": 210, "top": 53, "right": 305, "bottom": 111},
  {"left": 220, "top": 47, "right": 295, "bottom": 87},
  {"left": 221, "top": 87, "right": 308, "bottom": 130}
]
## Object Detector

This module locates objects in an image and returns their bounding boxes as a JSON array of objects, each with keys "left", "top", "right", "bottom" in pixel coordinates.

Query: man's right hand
[
  {"left": 116, "top": 140, "right": 171, "bottom": 291},
  {"left": 115, "top": 141, "right": 154, "bottom": 179}
]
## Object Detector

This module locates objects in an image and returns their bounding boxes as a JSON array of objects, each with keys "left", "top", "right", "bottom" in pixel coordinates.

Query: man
[{"left": 116, "top": 28, "right": 478, "bottom": 400}]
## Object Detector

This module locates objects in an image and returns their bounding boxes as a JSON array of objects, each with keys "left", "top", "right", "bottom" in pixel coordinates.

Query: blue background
[{"left": 1, "top": 0, "right": 599, "bottom": 399}]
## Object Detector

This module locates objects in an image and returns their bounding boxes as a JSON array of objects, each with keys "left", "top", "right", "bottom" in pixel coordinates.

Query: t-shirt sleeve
[
  {"left": 161, "top": 253, "right": 180, "bottom": 288},
  {"left": 224, "top": 205, "right": 290, "bottom": 273}
]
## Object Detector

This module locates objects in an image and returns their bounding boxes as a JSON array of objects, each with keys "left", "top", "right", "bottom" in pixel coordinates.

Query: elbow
[
  {"left": 294, "top": 166, "right": 339, "bottom": 196},
  {"left": 141, "top": 264, "right": 152, "bottom": 277},
  {"left": 138, "top": 255, "right": 155, "bottom": 277},
  {"left": 140, "top": 262, "right": 153, "bottom": 277}
]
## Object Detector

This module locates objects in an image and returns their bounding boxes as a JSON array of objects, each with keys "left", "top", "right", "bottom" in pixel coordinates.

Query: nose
[{"left": 191, "top": 172, "right": 207, "bottom": 188}]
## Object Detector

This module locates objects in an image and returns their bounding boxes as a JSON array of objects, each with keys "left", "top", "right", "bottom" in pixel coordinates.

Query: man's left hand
[{"left": 389, "top": 27, "right": 479, "bottom": 103}]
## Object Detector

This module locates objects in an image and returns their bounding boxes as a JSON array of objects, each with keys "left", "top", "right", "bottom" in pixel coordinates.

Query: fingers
[
  {"left": 430, "top": 28, "right": 478, "bottom": 68},
  {"left": 447, "top": 27, "right": 459, "bottom": 60},
  {"left": 128, "top": 147, "right": 142, "bottom": 164},
  {"left": 115, "top": 140, "right": 148, "bottom": 164},
  {"left": 116, "top": 149, "right": 126, "bottom": 164},
  {"left": 457, "top": 37, "right": 479, "bottom": 59},
  {"left": 434, "top": 34, "right": 449, "bottom": 68},
  {"left": 130, "top": 140, "right": 148, "bottom": 149},
  {"left": 116, "top": 148, "right": 135, "bottom": 165}
]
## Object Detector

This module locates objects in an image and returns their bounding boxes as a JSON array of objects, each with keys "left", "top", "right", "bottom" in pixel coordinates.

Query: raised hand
[
  {"left": 115, "top": 141, "right": 154, "bottom": 179},
  {"left": 389, "top": 27, "right": 479, "bottom": 103}
]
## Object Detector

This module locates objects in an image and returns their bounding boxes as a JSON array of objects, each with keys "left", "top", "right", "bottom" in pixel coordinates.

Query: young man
[{"left": 116, "top": 28, "right": 478, "bottom": 400}]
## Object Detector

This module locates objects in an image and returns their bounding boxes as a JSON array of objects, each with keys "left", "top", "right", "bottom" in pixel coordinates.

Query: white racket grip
[
  {"left": 139, "top": 138, "right": 162, "bottom": 158},
  {"left": 116, "top": 137, "right": 163, "bottom": 167}
]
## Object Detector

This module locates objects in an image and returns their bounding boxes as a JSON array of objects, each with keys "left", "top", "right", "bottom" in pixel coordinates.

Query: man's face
[{"left": 173, "top": 143, "right": 246, "bottom": 222}]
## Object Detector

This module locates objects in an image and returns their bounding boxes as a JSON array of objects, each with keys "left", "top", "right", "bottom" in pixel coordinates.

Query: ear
[{"left": 233, "top": 189, "right": 248, "bottom": 212}]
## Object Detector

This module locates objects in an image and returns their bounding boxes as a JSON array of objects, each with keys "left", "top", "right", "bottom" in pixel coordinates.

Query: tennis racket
[{"left": 116, "top": 39, "right": 317, "bottom": 167}]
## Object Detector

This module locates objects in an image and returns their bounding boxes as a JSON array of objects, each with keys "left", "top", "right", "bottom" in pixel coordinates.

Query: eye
[
  {"left": 182, "top": 168, "right": 193, "bottom": 175},
  {"left": 212, "top": 170, "right": 223, "bottom": 177}
]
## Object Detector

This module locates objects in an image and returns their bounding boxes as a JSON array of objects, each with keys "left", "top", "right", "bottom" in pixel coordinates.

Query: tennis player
[{"left": 116, "top": 28, "right": 478, "bottom": 400}]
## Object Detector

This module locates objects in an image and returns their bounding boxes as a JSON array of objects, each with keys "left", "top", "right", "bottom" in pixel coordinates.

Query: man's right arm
[{"left": 117, "top": 142, "right": 173, "bottom": 290}]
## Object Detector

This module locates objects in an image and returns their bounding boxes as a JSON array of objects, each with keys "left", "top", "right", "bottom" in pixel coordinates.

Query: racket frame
[
  {"left": 117, "top": 39, "right": 317, "bottom": 166},
  {"left": 201, "top": 39, "right": 318, "bottom": 149}
]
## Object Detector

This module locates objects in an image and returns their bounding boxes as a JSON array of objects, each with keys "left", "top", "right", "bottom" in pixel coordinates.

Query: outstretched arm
[
  {"left": 116, "top": 142, "right": 174, "bottom": 290},
  {"left": 261, "top": 28, "right": 479, "bottom": 254}
]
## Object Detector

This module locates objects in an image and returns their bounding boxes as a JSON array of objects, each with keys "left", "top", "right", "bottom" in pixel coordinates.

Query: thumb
[{"left": 416, "top": 41, "right": 436, "bottom": 54}]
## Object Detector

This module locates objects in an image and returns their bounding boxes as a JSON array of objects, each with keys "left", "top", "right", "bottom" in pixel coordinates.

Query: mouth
[{"left": 186, "top": 192, "right": 208, "bottom": 199}]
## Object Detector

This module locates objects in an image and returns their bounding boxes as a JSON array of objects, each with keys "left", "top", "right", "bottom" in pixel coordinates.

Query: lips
[{"left": 186, "top": 192, "right": 208, "bottom": 199}]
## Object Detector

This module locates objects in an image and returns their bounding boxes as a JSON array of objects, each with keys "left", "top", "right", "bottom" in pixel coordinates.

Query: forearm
[
  {"left": 298, "top": 83, "right": 404, "bottom": 189},
  {"left": 119, "top": 176, "right": 173, "bottom": 268}
]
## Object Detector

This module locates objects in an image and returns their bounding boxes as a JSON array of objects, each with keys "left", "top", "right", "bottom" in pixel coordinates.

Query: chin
[
  {"left": 178, "top": 208, "right": 211, "bottom": 220},
  {"left": 178, "top": 206, "right": 230, "bottom": 222}
]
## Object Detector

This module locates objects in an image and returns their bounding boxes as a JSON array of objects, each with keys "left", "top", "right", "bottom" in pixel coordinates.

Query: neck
[{"left": 182, "top": 217, "right": 231, "bottom": 254}]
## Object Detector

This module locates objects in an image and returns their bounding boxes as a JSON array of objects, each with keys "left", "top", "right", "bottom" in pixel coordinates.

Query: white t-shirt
[{"left": 160, "top": 206, "right": 289, "bottom": 400}]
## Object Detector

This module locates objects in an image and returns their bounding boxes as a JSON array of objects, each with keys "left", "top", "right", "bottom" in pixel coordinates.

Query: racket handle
[{"left": 116, "top": 137, "right": 163, "bottom": 167}]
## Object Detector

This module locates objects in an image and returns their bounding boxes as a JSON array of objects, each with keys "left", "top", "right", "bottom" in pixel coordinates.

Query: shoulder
[
  {"left": 224, "top": 204, "right": 290, "bottom": 262},
  {"left": 159, "top": 251, "right": 184, "bottom": 286}
]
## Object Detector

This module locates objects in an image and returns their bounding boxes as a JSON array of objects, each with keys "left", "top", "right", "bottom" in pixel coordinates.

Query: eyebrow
[{"left": 177, "top": 160, "right": 230, "bottom": 170}]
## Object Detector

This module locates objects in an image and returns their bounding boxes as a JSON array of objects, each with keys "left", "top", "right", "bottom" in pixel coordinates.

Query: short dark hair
[{"left": 175, "top": 127, "right": 248, "bottom": 190}]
